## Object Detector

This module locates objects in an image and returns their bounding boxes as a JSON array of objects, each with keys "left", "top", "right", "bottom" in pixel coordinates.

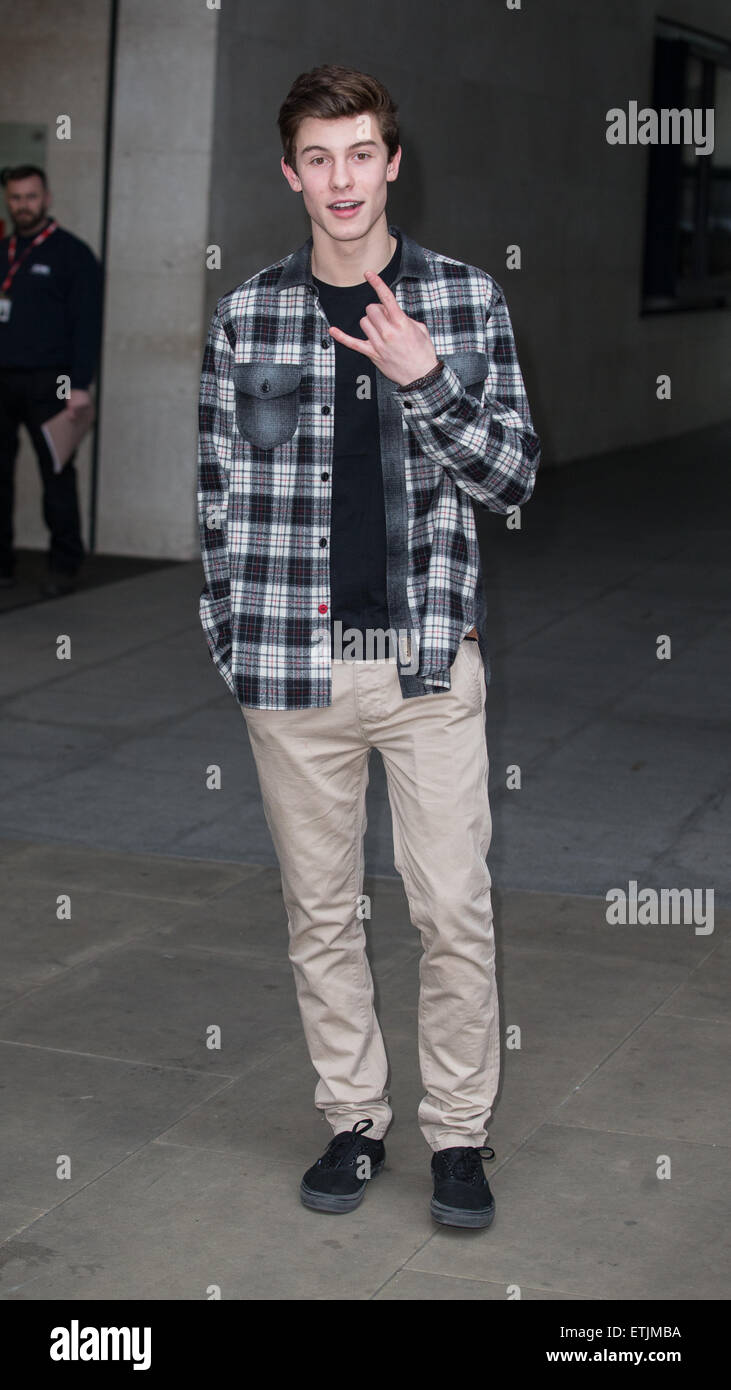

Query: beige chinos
[{"left": 241, "top": 636, "right": 499, "bottom": 1151}]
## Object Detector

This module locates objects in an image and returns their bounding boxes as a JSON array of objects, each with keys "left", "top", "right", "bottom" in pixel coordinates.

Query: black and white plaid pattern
[{"left": 197, "top": 223, "right": 540, "bottom": 708}]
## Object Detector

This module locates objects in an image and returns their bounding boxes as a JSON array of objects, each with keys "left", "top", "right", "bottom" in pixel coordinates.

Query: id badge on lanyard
[{"left": 0, "top": 219, "right": 58, "bottom": 323}]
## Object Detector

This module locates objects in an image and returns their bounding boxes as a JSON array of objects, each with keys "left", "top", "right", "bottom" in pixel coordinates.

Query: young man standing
[{"left": 197, "top": 65, "right": 540, "bottom": 1227}]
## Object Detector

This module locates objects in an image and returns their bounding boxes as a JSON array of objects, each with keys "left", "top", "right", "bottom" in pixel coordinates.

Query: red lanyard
[{"left": 1, "top": 219, "right": 58, "bottom": 294}]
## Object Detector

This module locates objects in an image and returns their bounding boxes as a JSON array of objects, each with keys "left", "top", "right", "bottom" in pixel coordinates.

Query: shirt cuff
[{"left": 390, "top": 361, "right": 464, "bottom": 418}]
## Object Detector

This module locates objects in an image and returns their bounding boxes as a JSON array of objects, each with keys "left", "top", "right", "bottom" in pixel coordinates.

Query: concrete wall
[
  {"left": 5, "top": 0, "right": 730, "bottom": 564},
  {"left": 0, "top": 0, "right": 110, "bottom": 555},
  {"left": 96, "top": 0, "right": 218, "bottom": 560},
  {"left": 207, "top": 0, "right": 731, "bottom": 469}
]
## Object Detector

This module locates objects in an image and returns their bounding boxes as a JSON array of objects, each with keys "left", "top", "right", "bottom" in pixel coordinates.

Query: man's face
[
  {"left": 4, "top": 176, "right": 51, "bottom": 233},
  {"left": 281, "top": 113, "right": 400, "bottom": 241}
]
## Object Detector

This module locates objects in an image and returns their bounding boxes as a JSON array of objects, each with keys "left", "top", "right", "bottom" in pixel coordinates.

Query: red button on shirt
[{"left": 318, "top": 603, "right": 328, "bottom": 613}]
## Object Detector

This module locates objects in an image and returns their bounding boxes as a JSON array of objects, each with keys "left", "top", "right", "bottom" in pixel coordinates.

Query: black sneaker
[
  {"left": 430, "top": 1144, "right": 496, "bottom": 1228},
  {"left": 300, "top": 1118, "right": 386, "bottom": 1213}
]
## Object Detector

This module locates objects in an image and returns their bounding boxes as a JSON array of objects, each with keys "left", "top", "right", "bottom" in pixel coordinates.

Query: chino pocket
[
  {"left": 459, "top": 636, "right": 485, "bottom": 712},
  {"left": 232, "top": 361, "right": 303, "bottom": 450}
]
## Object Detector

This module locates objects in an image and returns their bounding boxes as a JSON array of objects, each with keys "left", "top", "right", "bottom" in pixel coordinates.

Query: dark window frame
[{"left": 641, "top": 17, "right": 731, "bottom": 316}]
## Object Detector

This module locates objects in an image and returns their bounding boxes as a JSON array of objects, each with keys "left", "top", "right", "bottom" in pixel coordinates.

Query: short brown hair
[
  {"left": 1, "top": 164, "right": 47, "bottom": 189},
  {"left": 278, "top": 64, "right": 399, "bottom": 173}
]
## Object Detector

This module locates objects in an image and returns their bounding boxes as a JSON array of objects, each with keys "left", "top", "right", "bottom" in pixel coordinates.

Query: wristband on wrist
[{"left": 396, "top": 359, "right": 444, "bottom": 392}]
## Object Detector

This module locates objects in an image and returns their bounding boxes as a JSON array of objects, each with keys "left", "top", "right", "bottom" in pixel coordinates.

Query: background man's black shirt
[
  {"left": 0, "top": 221, "right": 103, "bottom": 389},
  {"left": 313, "top": 230, "right": 402, "bottom": 657}
]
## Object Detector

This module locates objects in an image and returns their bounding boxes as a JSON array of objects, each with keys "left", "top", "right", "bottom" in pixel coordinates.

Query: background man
[{"left": 0, "top": 165, "right": 103, "bottom": 595}]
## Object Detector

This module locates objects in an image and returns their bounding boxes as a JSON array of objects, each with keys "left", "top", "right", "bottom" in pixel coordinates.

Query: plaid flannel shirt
[{"left": 197, "top": 222, "right": 540, "bottom": 709}]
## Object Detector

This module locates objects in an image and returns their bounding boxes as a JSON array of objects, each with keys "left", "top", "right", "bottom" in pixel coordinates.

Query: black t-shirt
[{"left": 313, "top": 230, "right": 401, "bottom": 658}]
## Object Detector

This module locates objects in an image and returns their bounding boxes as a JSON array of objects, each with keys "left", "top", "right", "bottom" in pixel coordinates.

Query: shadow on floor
[{"left": 0, "top": 549, "right": 182, "bottom": 614}]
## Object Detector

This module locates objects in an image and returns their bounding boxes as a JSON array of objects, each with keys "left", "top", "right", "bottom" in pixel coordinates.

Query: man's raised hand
[{"left": 327, "top": 269, "right": 439, "bottom": 387}]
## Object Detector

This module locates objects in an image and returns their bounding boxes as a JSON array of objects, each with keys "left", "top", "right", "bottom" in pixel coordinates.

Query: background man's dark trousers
[{"left": 0, "top": 365, "right": 85, "bottom": 578}]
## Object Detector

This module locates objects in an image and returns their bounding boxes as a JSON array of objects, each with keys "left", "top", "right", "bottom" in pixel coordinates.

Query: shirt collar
[{"left": 276, "top": 223, "right": 429, "bottom": 292}]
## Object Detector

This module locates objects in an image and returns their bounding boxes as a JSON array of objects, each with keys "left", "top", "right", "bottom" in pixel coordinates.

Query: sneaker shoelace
[
  {"left": 318, "top": 1118, "right": 374, "bottom": 1170},
  {"left": 440, "top": 1145, "right": 495, "bottom": 1183}
]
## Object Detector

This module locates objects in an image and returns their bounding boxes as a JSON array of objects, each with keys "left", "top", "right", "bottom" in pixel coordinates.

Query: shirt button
[
  {"left": 321, "top": 405, "right": 330, "bottom": 414},
  {"left": 319, "top": 537, "right": 327, "bottom": 547},
  {"left": 403, "top": 400, "right": 412, "bottom": 409},
  {"left": 321, "top": 337, "right": 331, "bottom": 349},
  {"left": 318, "top": 603, "right": 328, "bottom": 613},
  {"left": 321, "top": 471, "right": 329, "bottom": 481}
]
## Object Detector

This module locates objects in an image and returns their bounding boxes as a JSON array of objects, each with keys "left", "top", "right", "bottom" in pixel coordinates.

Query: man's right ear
[{"left": 280, "top": 157, "right": 301, "bottom": 192}]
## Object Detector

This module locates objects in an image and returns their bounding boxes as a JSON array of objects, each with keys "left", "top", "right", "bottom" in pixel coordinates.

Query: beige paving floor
[{"left": 0, "top": 839, "right": 728, "bottom": 1300}]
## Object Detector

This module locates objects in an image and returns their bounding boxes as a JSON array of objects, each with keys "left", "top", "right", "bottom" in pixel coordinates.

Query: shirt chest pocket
[
  {"left": 232, "top": 362, "right": 303, "bottom": 450},
  {"left": 440, "top": 349, "right": 490, "bottom": 401}
]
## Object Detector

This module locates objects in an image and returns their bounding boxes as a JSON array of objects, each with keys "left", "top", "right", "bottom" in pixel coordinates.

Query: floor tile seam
[
  {"left": 0, "top": 1035, "right": 242, "bottom": 1077},
  {"left": 0, "top": 1081, "right": 243, "bottom": 1250},
  {"left": 643, "top": 784, "right": 730, "bottom": 872},
  {"left": 492, "top": 548, "right": 706, "bottom": 656},
  {"left": 537, "top": 1118, "right": 731, "bottom": 1148},
  {"left": 371, "top": 1267, "right": 597, "bottom": 1299},
  {"left": 0, "top": 625, "right": 220, "bottom": 717}
]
